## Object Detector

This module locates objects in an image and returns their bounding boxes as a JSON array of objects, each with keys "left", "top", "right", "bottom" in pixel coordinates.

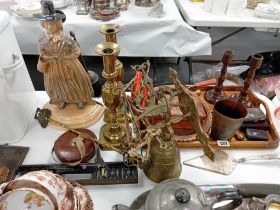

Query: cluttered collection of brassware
[{"left": 1, "top": 1, "right": 280, "bottom": 209}]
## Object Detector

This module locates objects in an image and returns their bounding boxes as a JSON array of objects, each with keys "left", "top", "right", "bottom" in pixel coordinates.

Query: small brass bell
[{"left": 144, "top": 138, "right": 182, "bottom": 183}]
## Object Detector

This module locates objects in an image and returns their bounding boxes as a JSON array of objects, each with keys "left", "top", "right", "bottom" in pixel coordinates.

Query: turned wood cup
[{"left": 211, "top": 99, "right": 247, "bottom": 140}]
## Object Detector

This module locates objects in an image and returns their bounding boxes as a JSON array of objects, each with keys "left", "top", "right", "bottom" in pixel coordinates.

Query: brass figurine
[
  {"left": 230, "top": 54, "right": 263, "bottom": 107},
  {"left": 169, "top": 68, "right": 215, "bottom": 161},
  {"left": 204, "top": 50, "right": 233, "bottom": 104},
  {"left": 96, "top": 42, "right": 126, "bottom": 150},
  {"left": 99, "top": 24, "right": 125, "bottom": 123}
]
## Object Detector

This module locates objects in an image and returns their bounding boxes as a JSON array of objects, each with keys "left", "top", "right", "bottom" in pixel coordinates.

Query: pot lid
[{"left": 145, "top": 179, "right": 205, "bottom": 210}]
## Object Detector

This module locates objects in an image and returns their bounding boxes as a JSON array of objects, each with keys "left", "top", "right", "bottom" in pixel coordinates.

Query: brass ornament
[
  {"left": 169, "top": 68, "right": 215, "bottom": 161},
  {"left": 96, "top": 42, "right": 126, "bottom": 150},
  {"left": 99, "top": 24, "right": 125, "bottom": 123}
]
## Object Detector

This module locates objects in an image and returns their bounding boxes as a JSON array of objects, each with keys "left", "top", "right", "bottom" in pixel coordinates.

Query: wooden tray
[{"left": 176, "top": 85, "right": 280, "bottom": 149}]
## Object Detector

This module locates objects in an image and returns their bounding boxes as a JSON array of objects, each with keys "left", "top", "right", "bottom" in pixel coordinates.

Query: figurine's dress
[{"left": 37, "top": 32, "right": 93, "bottom": 105}]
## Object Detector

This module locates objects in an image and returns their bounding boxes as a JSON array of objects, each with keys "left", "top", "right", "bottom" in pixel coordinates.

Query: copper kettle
[{"left": 112, "top": 179, "right": 243, "bottom": 210}]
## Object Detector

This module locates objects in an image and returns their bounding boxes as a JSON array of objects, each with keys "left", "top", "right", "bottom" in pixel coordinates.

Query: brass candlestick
[
  {"left": 99, "top": 24, "right": 124, "bottom": 82},
  {"left": 230, "top": 54, "right": 263, "bottom": 107},
  {"left": 100, "top": 24, "right": 125, "bottom": 123},
  {"left": 96, "top": 42, "right": 126, "bottom": 150},
  {"left": 204, "top": 50, "right": 233, "bottom": 104}
]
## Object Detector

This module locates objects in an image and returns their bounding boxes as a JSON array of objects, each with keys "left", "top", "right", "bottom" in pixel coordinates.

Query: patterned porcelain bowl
[
  {"left": 2, "top": 179, "right": 58, "bottom": 209},
  {"left": 5, "top": 170, "right": 74, "bottom": 210},
  {"left": 0, "top": 171, "right": 93, "bottom": 210},
  {"left": 0, "top": 188, "right": 54, "bottom": 210}
]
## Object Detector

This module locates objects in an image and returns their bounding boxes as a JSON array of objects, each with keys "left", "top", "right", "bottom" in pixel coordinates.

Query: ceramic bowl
[
  {"left": 15, "top": 171, "right": 74, "bottom": 210},
  {"left": 2, "top": 179, "right": 58, "bottom": 209},
  {"left": 0, "top": 188, "right": 54, "bottom": 210}
]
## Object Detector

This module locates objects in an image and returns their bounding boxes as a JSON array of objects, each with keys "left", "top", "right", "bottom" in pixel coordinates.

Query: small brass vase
[
  {"left": 96, "top": 42, "right": 126, "bottom": 150},
  {"left": 100, "top": 24, "right": 125, "bottom": 123},
  {"left": 144, "top": 138, "right": 182, "bottom": 183}
]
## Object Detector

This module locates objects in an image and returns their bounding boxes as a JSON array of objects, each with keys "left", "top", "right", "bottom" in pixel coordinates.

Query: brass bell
[{"left": 144, "top": 138, "right": 182, "bottom": 183}]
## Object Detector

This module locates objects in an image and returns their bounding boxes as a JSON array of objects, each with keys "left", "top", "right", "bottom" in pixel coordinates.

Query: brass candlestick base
[
  {"left": 99, "top": 123, "right": 126, "bottom": 150},
  {"left": 204, "top": 89, "right": 228, "bottom": 104}
]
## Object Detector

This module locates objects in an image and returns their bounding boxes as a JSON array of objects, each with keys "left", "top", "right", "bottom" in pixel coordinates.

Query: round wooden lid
[{"left": 54, "top": 129, "right": 96, "bottom": 164}]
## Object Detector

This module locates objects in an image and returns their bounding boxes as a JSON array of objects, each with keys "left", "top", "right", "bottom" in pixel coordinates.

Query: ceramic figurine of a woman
[{"left": 34, "top": 0, "right": 93, "bottom": 109}]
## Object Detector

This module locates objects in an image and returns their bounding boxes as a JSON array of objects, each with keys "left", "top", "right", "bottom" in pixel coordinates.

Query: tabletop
[
  {"left": 11, "top": 91, "right": 280, "bottom": 210},
  {"left": 176, "top": 0, "right": 280, "bottom": 28},
  {"left": 2, "top": 0, "right": 212, "bottom": 57}
]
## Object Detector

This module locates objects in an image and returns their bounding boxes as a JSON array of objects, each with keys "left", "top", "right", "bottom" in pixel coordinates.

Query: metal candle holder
[
  {"left": 100, "top": 24, "right": 124, "bottom": 82},
  {"left": 204, "top": 50, "right": 234, "bottom": 104},
  {"left": 230, "top": 54, "right": 263, "bottom": 107},
  {"left": 100, "top": 24, "right": 125, "bottom": 123},
  {"left": 96, "top": 42, "right": 126, "bottom": 150}
]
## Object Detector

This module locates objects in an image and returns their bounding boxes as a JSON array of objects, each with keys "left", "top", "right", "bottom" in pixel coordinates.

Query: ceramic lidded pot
[{"left": 113, "top": 179, "right": 243, "bottom": 210}]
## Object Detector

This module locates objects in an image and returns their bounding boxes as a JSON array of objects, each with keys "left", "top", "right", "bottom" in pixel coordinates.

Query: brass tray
[{"left": 176, "top": 85, "right": 279, "bottom": 149}]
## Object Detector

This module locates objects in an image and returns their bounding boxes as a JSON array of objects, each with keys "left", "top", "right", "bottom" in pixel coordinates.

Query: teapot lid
[{"left": 145, "top": 178, "right": 205, "bottom": 210}]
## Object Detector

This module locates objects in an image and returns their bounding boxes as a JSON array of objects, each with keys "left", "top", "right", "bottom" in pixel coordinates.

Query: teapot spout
[{"left": 112, "top": 204, "right": 144, "bottom": 210}]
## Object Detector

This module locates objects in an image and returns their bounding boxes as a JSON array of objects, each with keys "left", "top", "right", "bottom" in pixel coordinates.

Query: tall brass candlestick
[
  {"left": 230, "top": 54, "right": 263, "bottom": 107},
  {"left": 100, "top": 24, "right": 124, "bottom": 82},
  {"left": 96, "top": 42, "right": 126, "bottom": 150},
  {"left": 100, "top": 24, "right": 125, "bottom": 123},
  {"left": 204, "top": 50, "right": 233, "bottom": 104}
]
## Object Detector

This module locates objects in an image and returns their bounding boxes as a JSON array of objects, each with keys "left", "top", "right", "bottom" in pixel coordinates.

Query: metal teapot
[{"left": 112, "top": 178, "right": 243, "bottom": 210}]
